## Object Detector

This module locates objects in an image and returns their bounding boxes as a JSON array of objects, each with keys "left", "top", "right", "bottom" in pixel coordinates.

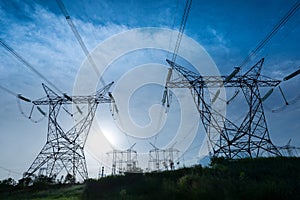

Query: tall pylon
[
  {"left": 234, "top": 59, "right": 281, "bottom": 157},
  {"left": 24, "top": 82, "right": 114, "bottom": 182},
  {"left": 166, "top": 58, "right": 281, "bottom": 158}
]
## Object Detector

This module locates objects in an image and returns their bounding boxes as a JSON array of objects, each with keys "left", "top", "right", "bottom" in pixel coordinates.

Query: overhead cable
[
  {"left": 0, "top": 39, "right": 63, "bottom": 94},
  {"left": 0, "top": 84, "right": 17, "bottom": 96},
  {"left": 239, "top": 0, "right": 300, "bottom": 68},
  {"left": 56, "top": 0, "right": 106, "bottom": 87}
]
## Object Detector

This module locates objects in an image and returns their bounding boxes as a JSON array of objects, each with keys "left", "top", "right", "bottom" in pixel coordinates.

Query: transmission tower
[
  {"left": 24, "top": 82, "right": 114, "bottom": 181},
  {"left": 160, "top": 0, "right": 300, "bottom": 159},
  {"left": 166, "top": 58, "right": 282, "bottom": 158}
]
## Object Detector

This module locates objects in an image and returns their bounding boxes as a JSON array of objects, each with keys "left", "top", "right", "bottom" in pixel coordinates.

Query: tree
[
  {"left": 64, "top": 173, "right": 75, "bottom": 184},
  {"left": 0, "top": 178, "right": 16, "bottom": 186}
]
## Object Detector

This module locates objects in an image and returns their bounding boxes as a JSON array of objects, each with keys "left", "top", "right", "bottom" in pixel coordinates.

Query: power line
[
  {"left": 55, "top": 0, "right": 106, "bottom": 87},
  {"left": 85, "top": 147, "right": 113, "bottom": 171},
  {"left": 172, "top": 0, "right": 192, "bottom": 63},
  {"left": 0, "top": 39, "right": 63, "bottom": 94},
  {"left": 167, "top": 0, "right": 180, "bottom": 60},
  {"left": 162, "top": 0, "right": 192, "bottom": 108},
  {"left": 0, "top": 83, "right": 47, "bottom": 123},
  {"left": 0, "top": 165, "right": 23, "bottom": 176},
  {"left": 239, "top": 0, "right": 300, "bottom": 68},
  {"left": 0, "top": 84, "right": 17, "bottom": 96}
]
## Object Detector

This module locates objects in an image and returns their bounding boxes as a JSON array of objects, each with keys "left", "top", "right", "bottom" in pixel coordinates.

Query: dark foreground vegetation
[{"left": 1, "top": 157, "right": 300, "bottom": 199}]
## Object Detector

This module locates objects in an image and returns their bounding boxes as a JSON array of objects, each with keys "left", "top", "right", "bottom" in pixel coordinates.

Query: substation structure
[
  {"left": 167, "top": 58, "right": 282, "bottom": 159},
  {"left": 148, "top": 145, "right": 179, "bottom": 171},
  {"left": 23, "top": 82, "right": 114, "bottom": 181},
  {"left": 107, "top": 143, "right": 180, "bottom": 174},
  {"left": 107, "top": 144, "right": 140, "bottom": 175}
]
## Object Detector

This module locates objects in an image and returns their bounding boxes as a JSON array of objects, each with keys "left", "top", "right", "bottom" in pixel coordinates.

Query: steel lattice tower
[
  {"left": 167, "top": 58, "right": 281, "bottom": 158},
  {"left": 24, "top": 82, "right": 114, "bottom": 181}
]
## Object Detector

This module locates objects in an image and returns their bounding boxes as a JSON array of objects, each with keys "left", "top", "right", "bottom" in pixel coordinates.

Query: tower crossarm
[
  {"left": 32, "top": 82, "right": 114, "bottom": 105},
  {"left": 32, "top": 96, "right": 111, "bottom": 105},
  {"left": 166, "top": 59, "right": 281, "bottom": 88}
]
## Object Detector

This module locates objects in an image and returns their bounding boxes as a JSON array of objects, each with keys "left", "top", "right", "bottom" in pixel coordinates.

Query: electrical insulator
[
  {"left": 261, "top": 88, "right": 274, "bottom": 102},
  {"left": 17, "top": 94, "right": 31, "bottom": 102},
  {"left": 225, "top": 67, "right": 240, "bottom": 82}
]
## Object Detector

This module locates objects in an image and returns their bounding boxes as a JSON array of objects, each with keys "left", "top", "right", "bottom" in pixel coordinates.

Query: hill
[{"left": 1, "top": 157, "right": 300, "bottom": 199}]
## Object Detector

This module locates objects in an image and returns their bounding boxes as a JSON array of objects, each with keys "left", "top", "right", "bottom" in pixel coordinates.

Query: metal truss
[
  {"left": 107, "top": 143, "right": 139, "bottom": 175},
  {"left": 148, "top": 143, "right": 179, "bottom": 171},
  {"left": 24, "top": 82, "right": 113, "bottom": 181},
  {"left": 166, "top": 58, "right": 281, "bottom": 158}
]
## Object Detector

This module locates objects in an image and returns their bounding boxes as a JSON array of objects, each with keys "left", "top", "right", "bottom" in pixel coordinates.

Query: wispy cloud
[
  {"left": 0, "top": 1, "right": 130, "bottom": 179},
  {"left": 0, "top": 3, "right": 128, "bottom": 94}
]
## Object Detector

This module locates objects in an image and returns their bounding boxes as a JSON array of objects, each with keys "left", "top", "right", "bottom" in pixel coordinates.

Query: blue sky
[{"left": 0, "top": 0, "right": 299, "bottom": 180}]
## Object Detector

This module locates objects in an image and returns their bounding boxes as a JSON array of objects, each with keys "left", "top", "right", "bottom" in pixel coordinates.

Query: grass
[
  {"left": 83, "top": 157, "right": 300, "bottom": 200},
  {"left": 0, "top": 184, "right": 84, "bottom": 200}
]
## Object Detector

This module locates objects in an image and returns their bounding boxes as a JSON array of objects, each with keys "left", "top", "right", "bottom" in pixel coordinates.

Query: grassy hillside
[
  {"left": 1, "top": 157, "right": 300, "bottom": 199},
  {"left": 83, "top": 157, "right": 300, "bottom": 200},
  {"left": 0, "top": 184, "right": 84, "bottom": 200}
]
